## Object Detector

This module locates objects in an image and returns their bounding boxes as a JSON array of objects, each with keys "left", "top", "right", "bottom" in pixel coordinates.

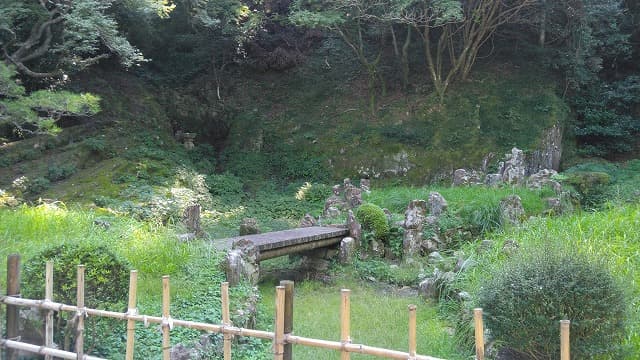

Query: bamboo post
[
  {"left": 6, "top": 254, "right": 20, "bottom": 360},
  {"left": 45, "top": 261, "right": 54, "bottom": 360},
  {"left": 125, "top": 270, "right": 138, "bottom": 360},
  {"left": 76, "top": 265, "right": 86, "bottom": 360},
  {"left": 473, "top": 308, "right": 484, "bottom": 360},
  {"left": 162, "top": 276, "right": 171, "bottom": 360},
  {"left": 274, "top": 286, "right": 285, "bottom": 360},
  {"left": 408, "top": 305, "right": 417, "bottom": 359},
  {"left": 340, "top": 289, "right": 351, "bottom": 360},
  {"left": 560, "top": 320, "right": 570, "bottom": 360},
  {"left": 280, "top": 280, "right": 294, "bottom": 360},
  {"left": 221, "top": 282, "right": 232, "bottom": 360}
]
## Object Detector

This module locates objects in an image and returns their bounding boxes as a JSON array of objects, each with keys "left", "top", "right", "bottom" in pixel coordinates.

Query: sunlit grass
[{"left": 0, "top": 204, "right": 196, "bottom": 292}]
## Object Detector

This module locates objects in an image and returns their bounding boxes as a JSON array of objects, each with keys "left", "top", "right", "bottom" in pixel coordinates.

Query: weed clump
[{"left": 477, "top": 249, "right": 627, "bottom": 359}]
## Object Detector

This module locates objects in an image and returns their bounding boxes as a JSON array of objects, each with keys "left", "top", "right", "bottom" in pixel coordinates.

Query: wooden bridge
[{"left": 217, "top": 226, "right": 350, "bottom": 261}]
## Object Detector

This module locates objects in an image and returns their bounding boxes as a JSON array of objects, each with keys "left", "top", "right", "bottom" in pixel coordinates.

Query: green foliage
[
  {"left": 47, "top": 163, "right": 77, "bottom": 182},
  {"left": 572, "top": 76, "right": 640, "bottom": 157},
  {"left": 22, "top": 243, "right": 131, "bottom": 305},
  {"left": 562, "top": 171, "right": 611, "bottom": 209},
  {"left": 0, "top": 64, "right": 101, "bottom": 137},
  {"left": 477, "top": 249, "right": 627, "bottom": 359},
  {"left": 356, "top": 203, "right": 390, "bottom": 243}
]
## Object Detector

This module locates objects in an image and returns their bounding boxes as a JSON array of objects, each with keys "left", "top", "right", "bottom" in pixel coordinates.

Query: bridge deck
[{"left": 215, "top": 226, "right": 349, "bottom": 259}]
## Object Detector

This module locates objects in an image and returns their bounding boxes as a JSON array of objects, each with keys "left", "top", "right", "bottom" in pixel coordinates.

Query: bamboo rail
[
  {"left": 221, "top": 282, "right": 232, "bottom": 360},
  {"left": 473, "top": 308, "right": 484, "bottom": 360},
  {"left": 44, "top": 261, "right": 54, "bottom": 360},
  {"left": 560, "top": 320, "right": 570, "bottom": 360},
  {"left": 1, "top": 255, "right": 571, "bottom": 360}
]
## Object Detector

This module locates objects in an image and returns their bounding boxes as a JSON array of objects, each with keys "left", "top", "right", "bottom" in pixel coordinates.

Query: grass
[
  {"left": 259, "top": 276, "right": 467, "bottom": 360},
  {"left": 454, "top": 204, "right": 640, "bottom": 357}
]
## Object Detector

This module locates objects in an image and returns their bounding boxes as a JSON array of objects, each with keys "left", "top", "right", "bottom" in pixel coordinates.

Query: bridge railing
[{"left": 1, "top": 254, "right": 571, "bottom": 360}]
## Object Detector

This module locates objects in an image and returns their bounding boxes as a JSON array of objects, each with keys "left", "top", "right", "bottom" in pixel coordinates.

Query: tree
[
  {"left": 0, "top": 0, "right": 173, "bottom": 78},
  {"left": 0, "top": 0, "right": 171, "bottom": 136},
  {"left": 0, "top": 63, "right": 100, "bottom": 137},
  {"left": 290, "top": 0, "right": 391, "bottom": 114},
  {"left": 393, "top": 0, "right": 535, "bottom": 101}
]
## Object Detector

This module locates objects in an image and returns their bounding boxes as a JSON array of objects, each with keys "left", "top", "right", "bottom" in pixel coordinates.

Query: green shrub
[
  {"left": 27, "top": 176, "right": 51, "bottom": 195},
  {"left": 22, "top": 244, "right": 131, "bottom": 354},
  {"left": 47, "top": 163, "right": 77, "bottom": 181},
  {"left": 356, "top": 203, "right": 390, "bottom": 243},
  {"left": 477, "top": 249, "right": 627, "bottom": 359},
  {"left": 23, "top": 243, "right": 131, "bottom": 305},
  {"left": 562, "top": 171, "right": 611, "bottom": 209}
]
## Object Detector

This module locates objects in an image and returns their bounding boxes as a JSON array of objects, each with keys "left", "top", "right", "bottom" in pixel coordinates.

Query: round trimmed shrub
[
  {"left": 477, "top": 249, "right": 627, "bottom": 359},
  {"left": 356, "top": 203, "right": 390, "bottom": 243}
]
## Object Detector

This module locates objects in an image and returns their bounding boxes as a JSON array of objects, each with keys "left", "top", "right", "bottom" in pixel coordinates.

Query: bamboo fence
[{"left": 1, "top": 254, "right": 572, "bottom": 360}]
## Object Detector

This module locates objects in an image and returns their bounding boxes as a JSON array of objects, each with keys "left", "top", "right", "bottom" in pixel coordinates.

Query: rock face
[
  {"left": 225, "top": 239, "right": 260, "bottom": 285},
  {"left": 526, "top": 124, "right": 562, "bottom": 173},
  {"left": 402, "top": 200, "right": 427, "bottom": 259},
  {"left": 499, "top": 195, "right": 525, "bottom": 226}
]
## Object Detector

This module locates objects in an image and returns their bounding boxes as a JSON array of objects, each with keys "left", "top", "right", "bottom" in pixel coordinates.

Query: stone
[
  {"left": 382, "top": 208, "right": 393, "bottom": 222},
  {"left": 324, "top": 206, "right": 341, "bottom": 218},
  {"left": 360, "top": 178, "right": 371, "bottom": 192},
  {"left": 403, "top": 200, "right": 427, "bottom": 259},
  {"left": 428, "top": 251, "right": 444, "bottom": 264},
  {"left": 456, "top": 291, "right": 472, "bottom": 302},
  {"left": 403, "top": 200, "right": 427, "bottom": 229},
  {"left": 226, "top": 239, "right": 260, "bottom": 285},
  {"left": 500, "top": 147, "right": 526, "bottom": 184},
  {"left": 418, "top": 277, "right": 438, "bottom": 299},
  {"left": 502, "top": 239, "right": 519, "bottom": 256},
  {"left": 339, "top": 237, "right": 356, "bottom": 264},
  {"left": 418, "top": 269, "right": 455, "bottom": 299},
  {"left": 485, "top": 173, "right": 502, "bottom": 187},
  {"left": 545, "top": 197, "right": 563, "bottom": 215},
  {"left": 499, "top": 195, "right": 525, "bottom": 226},
  {"left": 454, "top": 257, "right": 476, "bottom": 272},
  {"left": 171, "top": 343, "right": 198, "bottom": 360},
  {"left": 527, "top": 169, "right": 559, "bottom": 190},
  {"left": 182, "top": 132, "right": 196, "bottom": 150},
  {"left": 239, "top": 218, "right": 259, "bottom": 236},
  {"left": 93, "top": 219, "right": 111, "bottom": 229},
  {"left": 347, "top": 210, "right": 362, "bottom": 244},
  {"left": 177, "top": 233, "right": 196, "bottom": 242},
  {"left": 344, "top": 185, "right": 363, "bottom": 207},
  {"left": 182, "top": 204, "right": 201, "bottom": 235},
  {"left": 452, "top": 169, "right": 468, "bottom": 186},
  {"left": 300, "top": 213, "right": 317, "bottom": 227},
  {"left": 478, "top": 240, "right": 494, "bottom": 253},
  {"left": 452, "top": 169, "right": 483, "bottom": 186},
  {"left": 428, "top": 192, "right": 448, "bottom": 217}
]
